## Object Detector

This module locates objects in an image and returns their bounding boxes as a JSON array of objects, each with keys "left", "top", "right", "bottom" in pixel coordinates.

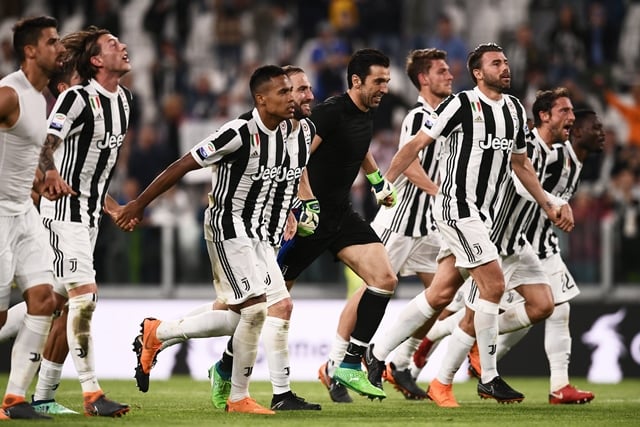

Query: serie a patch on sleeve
[
  {"left": 50, "top": 113, "right": 66, "bottom": 130},
  {"left": 197, "top": 142, "right": 216, "bottom": 159}
]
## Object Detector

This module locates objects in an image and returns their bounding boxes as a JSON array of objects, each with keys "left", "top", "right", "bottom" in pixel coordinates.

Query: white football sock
[
  {"left": 33, "top": 359, "right": 64, "bottom": 401},
  {"left": 372, "top": 292, "right": 436, "bottom": 361},
  {"left": 496, "top": 327, "right": 531, "bottom": 361},
  {"left": 498, "top": 302, "right": 532, "bottom": 333},
  {"left": 436, "top": 326, "right": 475, "bottom": 385},
  {"left": 426, "top": 308, "right": 465, "bottom": 341},
  {"left": 327, "top": 334, "right": 349, "bottom": 377},
  {"left": 67, "top": 293, "right": 100, "bottom": 393},
  {"left": 0, "top": 301, "right": 27, "bottom": 343},
  {"left": 545, "top": 302, "right": 571, "bottom": 392},
  {"left": 156, "top": 309, "right": 240, "bottom": 341},
  {"left": 474, "top": 299, "right": 499, "bottom": 383},
  {"left": 228, "top": 302, "right": 267, "bottom": 402},
  {"left": 5, "top": 314, "right": 52, "bottom": 397},
  {"left": 391, "top": 337, "right": 421, "bottom": 370},
  {"left": 160, "top": 302, "right": 216, "bottom": 350},
  {"left": 262, "top": 316, "right": 290, "bottom": 395}
]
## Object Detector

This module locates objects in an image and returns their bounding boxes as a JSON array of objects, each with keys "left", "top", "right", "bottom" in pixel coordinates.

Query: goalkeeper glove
[
  {"left": 367, "top": 170, "right": 398, "bottom": 207},
  {"left": 297, "top": 198, "right": 320, "bottom": 237}
]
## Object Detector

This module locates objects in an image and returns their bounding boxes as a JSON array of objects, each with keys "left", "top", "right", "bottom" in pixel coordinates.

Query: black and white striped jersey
[
  {"left": 526, "top": 139, "right": 583, "bottom": 259},
  {"left": 39, "top": 79, "right": 132, "bottom": 227},
  {"left": 424, "top": 87, "right": 528, "bottom": 227},
  {"left": 264, "top": 117, "right": 315, "bottom": 246},
  {"left": 491, "top": 128, "right": 551, "bottom": 255},
  {"left": 192, "top": 108, "right": 305, "bottom": 243},
  {"left": 373, "top": 96, "right": 440, "bottom": 237}
]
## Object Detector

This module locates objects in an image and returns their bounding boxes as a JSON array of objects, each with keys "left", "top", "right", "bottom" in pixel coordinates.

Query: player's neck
[
  {"left": 20, "top": 63, "right": 48, "bottom": 92},
  {"left": 258, "top": 111, "right": 284, "bottom": 131},
  {"left": 95, "top": 71, "right": 122, "bottom": 93},
  {"left": 571, "top": 141, "right": 588, "bottom": 162},
  {"left": 421, "top": 90, "right": 445, "bottom": 110},
  {"left": 536, "top": 126, "right": 556, "bottom": 148},
  {"left": 347, "top": 88, "right": 368, "bottom": 112},
  {"left": 476, "top": 84, "right": 503, "bottom": 101}
]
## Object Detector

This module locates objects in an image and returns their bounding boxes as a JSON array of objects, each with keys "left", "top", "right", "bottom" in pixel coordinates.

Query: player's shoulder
[
  {"left": 504, "top": 93, "right": 525, "bottom": 108},
  {"left": 300, "top": 116, "right": 316, "bottom": 132},
  {"left": 312, "top": 93, "right": 347, "bottom": 114},
  {"left": 117, "top": 84, "right": 133, "bottom": 100}
]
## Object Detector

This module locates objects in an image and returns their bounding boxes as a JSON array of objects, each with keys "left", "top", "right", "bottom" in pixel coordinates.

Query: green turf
[{"left": 2, "top": 375, "right": 638, "bottom": 426}]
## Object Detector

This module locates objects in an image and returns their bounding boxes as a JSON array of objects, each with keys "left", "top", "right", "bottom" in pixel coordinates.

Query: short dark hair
[
  {"left": 573, "top": 109, "right": 597, "bottom": 129},
  {"left": 346, "top": 48, "right": 390, "bottom": 89},
  {"left": 12, "top": 16, "right": 58, "bottom": 62},
  {"left": 61, "top": 26, "right": 111, "bottom": 80},
  {"left": 466, "top": 43, "right": 503, "bottom": 84},
  {"left": 282, "top": 65, "right": 305, "bottom": 77},
  {"left": 406, "top": 48, "right": 448, "bottom": 90},
  {"left": 47, "top": 58, "right": 76, "bottom": 97},
  {"left": 249, "top": 65, "right": 287, "bottom": 98},
  {"left": 532, "top": 87, "right": 571, "bottom": 127}
]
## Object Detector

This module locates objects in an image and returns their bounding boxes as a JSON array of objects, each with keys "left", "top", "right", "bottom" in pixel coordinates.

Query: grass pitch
[{"left": 3, "top": 375, "right": 638, "bottom": 426}]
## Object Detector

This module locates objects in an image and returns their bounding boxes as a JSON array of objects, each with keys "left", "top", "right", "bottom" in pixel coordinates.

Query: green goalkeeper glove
[
  {"left": 367, "top": 170, "right": 398, "bottom": 208},
  {"left": 297, "top": 199, "right": 320, "bottom": 237}
]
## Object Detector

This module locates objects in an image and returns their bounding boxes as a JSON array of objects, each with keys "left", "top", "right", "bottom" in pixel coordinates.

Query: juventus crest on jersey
[
  {"left": 192, "top": 109, "right": 314, "bottom": 244},
  {"left": 39, "top": 79, "right": 132, "bottom": 227}
]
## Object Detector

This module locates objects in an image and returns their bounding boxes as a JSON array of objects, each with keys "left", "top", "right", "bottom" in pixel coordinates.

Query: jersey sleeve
[
  {"left": 47, "top": 88, "right": 85, "bottom": 140},
  {"left": 399, "top": 107, "right": 427, "bottom": 149},
  {"left": 421, "top": 94, "right": 461, "bottom": 141},
  {"left": 190, "top": 119, "right": 244, "bottom": 167},
  {"left": 511, "top": 99, "right": 529, "bottom": 155}
]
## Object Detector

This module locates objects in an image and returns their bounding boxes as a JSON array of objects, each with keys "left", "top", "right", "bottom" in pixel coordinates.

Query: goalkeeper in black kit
[{"left": 277, "top": 48, "right": 399, "bottom": 401}]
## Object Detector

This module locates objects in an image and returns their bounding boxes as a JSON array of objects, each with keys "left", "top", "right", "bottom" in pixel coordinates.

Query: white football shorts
[{"left": 0, "top": 207, "right": 54, "bottom": 310}]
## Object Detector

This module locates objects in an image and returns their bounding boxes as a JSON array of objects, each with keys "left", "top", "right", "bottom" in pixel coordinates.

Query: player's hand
[
  {"left": 543, "top": 201, "right": 574, "bottom": 233},
  {"left": 112, "top": 200, "right": 144, "bottom": 232},
  {"left": 41, "top": 169, "right": 77, "bottom": 199},
  {"left": 297, "top": 198, "right": 320, "bottom": 237},
  {"left": 556, "top": 203, "right": 575, "bottom": 232},
  {"left": 367, "top": 170, "right": 398, "bottom": 208},
  {"left": 282, "top": 210, "right": 297, "bottom": 241}
]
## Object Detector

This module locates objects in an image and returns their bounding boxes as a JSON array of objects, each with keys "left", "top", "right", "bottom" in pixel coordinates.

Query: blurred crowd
[{"left": 1, "top": 0, "right": 639, "bottom": 285}]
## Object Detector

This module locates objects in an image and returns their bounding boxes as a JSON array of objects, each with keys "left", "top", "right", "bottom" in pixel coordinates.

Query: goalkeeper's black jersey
[{"left": 306, "top": 93, "right": 375, "bottom": 222}]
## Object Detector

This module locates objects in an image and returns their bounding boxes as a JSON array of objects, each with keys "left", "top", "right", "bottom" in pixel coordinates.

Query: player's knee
[
  {"left": 240, "top": 300, "right": 267, "bottom": 323},
  {"left": 267, "top": 296, "right": 293, "bottom": 319},
  {"left": 428, "top": 283, "right": 458, "bottom": 309},
  {"left": 527, "top": 294, "right": 554, "bottom": 323},
  {"left": 23, "top": 284, "right": 57, "bottom": 316},
  {"left": 0, "top": 311, "right": 7, "bottom": 328},
  {"left": 68, "top": 293, "right": 97, "bottom": 319},
  {"left": 377, "top": 269, "right": 398, "bottom": 291}
]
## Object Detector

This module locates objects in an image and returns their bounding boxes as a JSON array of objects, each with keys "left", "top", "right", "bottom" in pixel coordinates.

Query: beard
[{"left": 483, "top": 74, "right": 510, "bottom": 93}]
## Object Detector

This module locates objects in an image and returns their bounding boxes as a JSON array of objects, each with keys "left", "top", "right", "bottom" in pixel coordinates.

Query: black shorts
[{"left": 278, "top": 208, "right": 381, "bottom": 281}]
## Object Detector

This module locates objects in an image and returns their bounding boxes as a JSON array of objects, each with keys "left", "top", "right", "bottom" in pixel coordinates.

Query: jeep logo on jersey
[
  {"left": 479, "top": 134, "right": 514, "bottom": 151},
  {"left": 250, "top": 165, "right": 303, "bottom": 182},
  {"left": 96, "top": 131, "right": 124, "bottom": 150}
]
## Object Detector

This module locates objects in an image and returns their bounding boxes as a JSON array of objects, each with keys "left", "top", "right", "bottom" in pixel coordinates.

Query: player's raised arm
[
  {"left": 385, "top": 130, "right": 434, "bottom": 183},
  {"left": 114, "top": 153, "right": 200, "bottom": 230}
]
